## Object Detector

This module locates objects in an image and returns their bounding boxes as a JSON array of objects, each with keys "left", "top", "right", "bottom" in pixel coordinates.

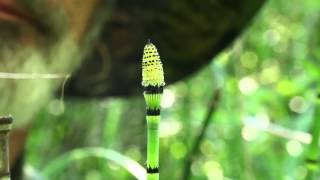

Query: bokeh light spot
[
  {"left": 170, "top": 142, "right": 187, "bottom": 159},
  {"left": 289, "top": 96, "right": 308, "bottom": 113},
  {"left": 295, "top": 166, "right": 308, "bottom": 180},
  {"left": 159, "top": 120, "right": 182, "bottom": 138},
  {"left": 260, "top": 63, "right": 280, "bottom": 84},
  {"left": 241, "top": 126, "right": 258, "bottom": 141},
  {"left": 161, "top": 89, "right": 175, "bottom": 108},
  {"left": 238, "top": 77, "right": 259, "bottom": 95},
  {"left": 286, "top": 140, "right": 303, "bottom": 157},
  {"left": 240, "top": 51, "right": 258, "bottom": 69},
  {"left": 202, "top": 161, "right": 223, "bottom": 180},
  {"left": 263, "top": 29, "right": 281, "bottom": 47}
]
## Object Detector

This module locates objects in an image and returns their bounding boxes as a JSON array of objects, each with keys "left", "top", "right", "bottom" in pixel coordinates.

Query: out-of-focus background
[{"left": 25, "top": 0, "right": 320, "bottom": 179}]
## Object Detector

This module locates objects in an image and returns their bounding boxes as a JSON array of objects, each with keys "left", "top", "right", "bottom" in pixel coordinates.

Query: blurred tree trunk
[{"left": 65, "top": 0, "right": 266, "bottom": 97}]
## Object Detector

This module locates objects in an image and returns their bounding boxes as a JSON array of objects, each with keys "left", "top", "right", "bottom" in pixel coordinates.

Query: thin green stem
[
  {"left": 147, "top": 116, "right": 160, "bottom": 170},
  {"left": 182, "top": 89, "right": 221, "bottom": 180},
  {"left": 147, "top": 120, "right": 160, "bottom": 179},
  {"left": 144, "top": 94, "right": 162, "bottom": 180},
  {"left": 306, "top": 99, "right": 320, "bottom": 179}
]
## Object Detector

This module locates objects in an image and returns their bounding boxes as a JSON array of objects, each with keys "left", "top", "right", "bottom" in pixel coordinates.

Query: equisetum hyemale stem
[
  {"left": 0, "top": 116, "right": 13, "bottom": 180},
  {"left": 142, "top": 40, "right": 165, "bottom": 180}
]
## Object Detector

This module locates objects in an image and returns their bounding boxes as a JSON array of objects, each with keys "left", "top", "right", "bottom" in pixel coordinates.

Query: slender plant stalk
[
  {"left": 0, "top": 116, "right": 13, "bottom": 180},
  {"left": 306, "top": 97, "right": 320, "bottom": 179},
  {"left": 142, "top": 41, "right": 165, "bottom": 180},
  {"left": 182, "top": 90, "right": 221, "bottom": 180}
]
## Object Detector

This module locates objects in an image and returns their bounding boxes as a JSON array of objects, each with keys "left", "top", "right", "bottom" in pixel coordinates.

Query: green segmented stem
[
  {"left": 144, "top": 93, "right": 162, "bottom": 180},
  {"left": 147, "top": 173, "right": 159, "bottom": 180},
  {"left": 146, "top": 115, "right": 160, "bottom": 169},
  {"left": 0, "top": 116, "right": 13, "bottom": 180},
  {"left": 142, "top": 41, "right": 164, "bottom": 180}
]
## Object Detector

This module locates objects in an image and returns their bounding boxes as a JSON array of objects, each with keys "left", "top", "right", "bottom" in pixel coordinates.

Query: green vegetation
[
  {"left": 142, "top": 42, "right": 165, "bottom": 180},
  {"left": 25, "top": 0, "right": 320, "bottom": 179}
]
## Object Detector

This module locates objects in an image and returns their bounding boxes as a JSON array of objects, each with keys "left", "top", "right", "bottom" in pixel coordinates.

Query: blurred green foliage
[{"left": 25, "top": 0, "right": 320, "bottom": 179}]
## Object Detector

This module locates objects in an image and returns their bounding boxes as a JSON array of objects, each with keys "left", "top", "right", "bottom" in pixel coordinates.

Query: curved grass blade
[{"left": 42, "top": 147, "right": 146, "bottom": 180}]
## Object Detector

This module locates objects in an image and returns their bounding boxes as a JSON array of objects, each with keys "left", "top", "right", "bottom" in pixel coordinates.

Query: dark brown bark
[{"left": 65, "top": 0, "right": 266, "bottom": 97}]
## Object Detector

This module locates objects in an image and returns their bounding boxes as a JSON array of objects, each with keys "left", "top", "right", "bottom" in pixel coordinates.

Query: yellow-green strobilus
[{"left": 142, "top": 40, "right": 165, "bottom": 180}]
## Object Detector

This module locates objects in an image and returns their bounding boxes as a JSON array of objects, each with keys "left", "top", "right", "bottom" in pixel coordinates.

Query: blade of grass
[{"left": 42, "top": 147, "right": 146, "bottom": 180}]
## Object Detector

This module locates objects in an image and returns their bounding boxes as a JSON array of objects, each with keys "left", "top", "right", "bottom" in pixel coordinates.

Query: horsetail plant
[
  {"left": 0, "top": 116, "right": 13, "bottom": 180},
  {"left": 142, "top": 40, "right": 165, "bottom": 180}
]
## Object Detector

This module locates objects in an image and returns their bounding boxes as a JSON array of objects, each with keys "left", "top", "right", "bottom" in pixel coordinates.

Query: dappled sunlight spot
[
  {"left": 241, "top": 126, "right": 258, "bottom": 141},
  {"left": 48, "top": 99, "right": 64, "bottom": 116},
  {"left": 286, "top": 140, "right": 303, "bottom": 157},
  {"left": 240, "top": 51, "right": 258, "bottom": 69},
  {"left": 260, "top": 63, "right": 280, "bottom": 84},
  {"left": 242, "top": 114, "right": 271, "bottom": 141},
  {"left": 295, "top": 166, "right": 308, "bottom": 180},
  {"left": 191, "top": 161, "right": 202, "bottom": 176},
  {"left": 263, "top": 29, "right": 281, "bottom": 47},
  {"left": 161, "top": 89, "right": 175, "bottom": 108},
  {"left": 159, "top": 120, "right": 182, "bottom": 138},
  {"left": 289, "top": 96, "right": 309, "bottom": 113},
  {"left": 202, "top": 161, "right": 223, "bottom": 180},
  {"left": 170, "top": 141, "right": 187, "bottom": 159},
  {"left": 256, "top": 113, "right": 271, "bottom": 127},
  {"left": 238, "top": 77, "right": 259, "bottom": 95},
  {"left": 200, "top": 140, "right": 215, "bottom": 156}
]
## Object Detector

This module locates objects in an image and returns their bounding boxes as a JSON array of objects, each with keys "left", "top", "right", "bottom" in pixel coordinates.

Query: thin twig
[
  {"left": 182, "top": 89, "right": 221, "bottom": 180},
  {"left": 0, "top": 72, "right": 70, "bottom": 113},
  {"left": 0, "top": 72, "right": 70, "bottom": 79}
]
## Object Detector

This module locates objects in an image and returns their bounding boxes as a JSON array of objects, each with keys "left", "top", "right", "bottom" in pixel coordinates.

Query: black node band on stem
[
  {"left": 143, "top": 86, "right": 163, "bottom": 94},
  {"left": 147, "top": 167, "right": 159, "bottom": 173},
  {"left": 146, "top": 109, "right": 161, "bottom": 116},
  {"left": 0, "top": 116, "right": 13, "bottom": 125}
]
